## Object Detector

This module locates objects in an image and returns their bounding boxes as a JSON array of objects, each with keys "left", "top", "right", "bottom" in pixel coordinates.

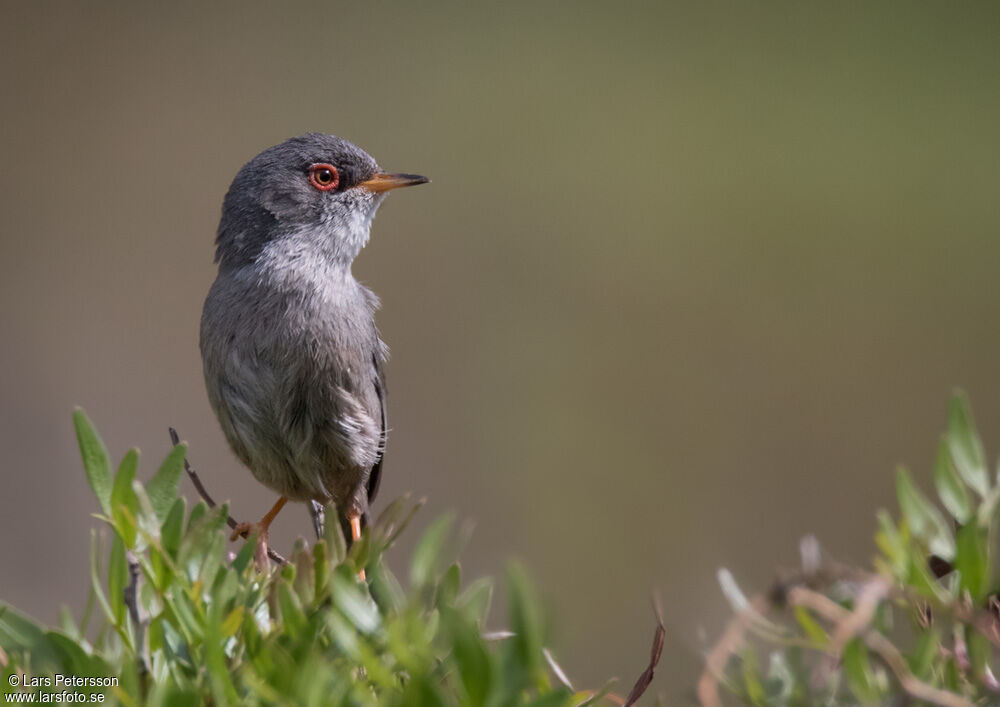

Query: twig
[
  {"left": 953, "top": 600, "right": 1000, "bottom": 647},
  {"left": 947, "top": 617, "right": 1000, "bottom": 694},
  {"left": 124, "top": 551, "right": 148, "bottom": 676},
  {"left": 168, "top": 427, "right": 287, "bottom": 565},
  {"left": 697, "top": 593, "right": 770, "bottom": 707},
  {"left": 954, "top": 624, "right": 971, "bottom": 673},
  {"left": 696, "top": 561, "right": 986, "bottom": 707},
  {"left": 826, "top": 577, "right": 890, "bottom": 656},
  {"left": 788, "top": 586, "right": 974, "bottom": 707}
]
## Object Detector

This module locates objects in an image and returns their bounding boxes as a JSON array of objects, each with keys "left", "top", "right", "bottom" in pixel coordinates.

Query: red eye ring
[{"left": 308, "top": 163, "right": 340, "bottom": 191}]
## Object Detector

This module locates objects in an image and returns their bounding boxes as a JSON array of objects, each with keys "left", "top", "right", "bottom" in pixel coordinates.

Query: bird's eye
[{"left": 308, "top": 163, "right": 340, "bottom": 191}]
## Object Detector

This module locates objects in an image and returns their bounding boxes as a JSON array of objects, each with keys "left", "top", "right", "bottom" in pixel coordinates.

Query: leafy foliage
[
  {"left": 0, "top": 411, "right": 607, "bottom": 705},
  {"left": 16, "top": 393, "right": 995, "bottom": 705},
  {"left": 707, "top": 392, "right": 1000, "bottom": 706}
]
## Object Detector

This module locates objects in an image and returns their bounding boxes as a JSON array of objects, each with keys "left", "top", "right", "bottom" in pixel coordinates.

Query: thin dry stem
[
  {"left": 697, "top": 560, "right": 990, "bottom": 707},
  {"left": 788, "top": 586, "right": 974, "bottom": 707},
  {"left": 168, "top": 427, "right": 288, "bottom": 566}
]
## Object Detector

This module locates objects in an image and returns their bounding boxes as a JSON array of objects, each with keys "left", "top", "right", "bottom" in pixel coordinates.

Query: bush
[
  {"left": 8, "top": 394, "right": 993, "bottom": 705},
  {"left": 700, "top": 392, "right": 1000, "bottom": 706},
  {"left": 0, "top": 412, "right": 639, "bottom": 705}
]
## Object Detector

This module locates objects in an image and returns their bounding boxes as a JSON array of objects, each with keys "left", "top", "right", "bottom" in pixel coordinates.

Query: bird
[{"left": 200, "top": 133, "right": 428, "bottom": 569}]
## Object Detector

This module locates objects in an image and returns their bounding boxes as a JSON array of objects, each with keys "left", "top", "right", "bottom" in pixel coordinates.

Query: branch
[
  {"left": 168, "top": 427, "right": 287, "bottom": 566},
  {"left": 697, "top": 558, "right": 982, "bottom": 707},
  {"left": 124, "top": 551, "right": 149, "bottom": 676},
  {"left": 824, "top": 577, "right": 890, "bottom": 657},
  {"left": 697, "top": 594, "right": 769, "bottom": 707},
  {"left": 788, "top": 586, "right": 974, "bottom": 707}
]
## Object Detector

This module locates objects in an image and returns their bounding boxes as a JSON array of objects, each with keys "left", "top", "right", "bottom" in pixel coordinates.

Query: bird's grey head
[{"left": 214, "top": 133, "right": 427, "bottom": 272}]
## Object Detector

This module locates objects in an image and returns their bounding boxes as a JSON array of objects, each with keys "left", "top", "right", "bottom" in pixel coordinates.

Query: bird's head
[{"left": 214, "top": 133, "right": 428, "bottom": 270}]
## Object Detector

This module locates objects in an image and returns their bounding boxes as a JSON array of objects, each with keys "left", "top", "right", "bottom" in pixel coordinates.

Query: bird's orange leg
[
  {"left": 231, "top": 496, "right": 288, "bottom": 568},
  {"left": 349, "top": 512, "right": 365, "bottom": 581}
]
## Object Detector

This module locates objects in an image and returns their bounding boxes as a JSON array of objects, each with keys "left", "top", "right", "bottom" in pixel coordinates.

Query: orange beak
[{"left": 358, "top": 172, "right": 430, "bottom": 193}]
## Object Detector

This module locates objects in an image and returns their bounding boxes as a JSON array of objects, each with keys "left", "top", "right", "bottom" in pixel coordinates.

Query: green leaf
[
  {"left": 326, "top": 609, "right": 361, "bottom": 658},
  {"left": 188, "top": 500, "right": 208, "bottom": 527},
  {"left": 438, "top": 563, "right": 461, "bottom": 607},
  {"left": 45, "top": 631, "right": 111, "bottom": 677},
  {"left": 740, "top": 648, "right": 767, "bottom": 706},
  {"left": 330, "top": 566, "right": 380, "bottom": 634},
  {"left": 276, "top": 582, "right": 306, "bottom": 638},
  {"left": 765, "top": 652, "right": 795, "bottom": 704},
  {"left": 147, "top": 443, "right": 187, "bottom": 522},
  {"left": 73, "top": 408, "right": 113, "bottom": 515},
  {"left": 506, "top": 563, "right": 545, "bottom": 684},
  {"left": 204, "top": 603, "right": 240, "bottom": 706},
  {"left": 130, "top": 480, "right": 162, "bottom": 545},
  {"left": 977, "top": 484, "right": 1000, "bottom": 527},
  {"left": 896, "top": 466, "right": 955, "bottom": 559},
  {"left": 575, "top": 680, "right": 617, "bottom": 707},
  {"left": 905, "top": 553, "right": 949, "bottom": 602},
  {"left": 842, "top": 639, "right": 881, "bottom": 703},
  {"left": 322, "top": 504, "right": 348, "bottom": 563},
  {"left": 966, "top": 626, "right": 990, "bottom": 679},
  {"left": 906, "top": 628, "right": 939, "bottom": 679},
  {"left": 955, "top": 521, "right": 988, "bottom": 600},
  {"left": 220, "top": 607, "right": 244, "bottom": 639},
  {"left": 231, "top": 530, "right": 257, "bottom": 575},
  {"left": 178, "top": 502, "right": 229, "bottom": 572},
  {"left": 524, "top": 690, "right": 573, "bottom": 707},
  {"left": 457, "top": 578, "right": 494, "bottom": 626},
  {"left": 793, "top": 606, "right": 828, "bottom": 647},
  {"left": 874, "top": 510, "right": 907, "bottom": 577},
  {"left": 442, "top": 606, "right": 492, "bottom": 706},
  {"left": 943, "top": 655, "right": 962, "bottom": 692},
  {"left": 312, "top": 538, "right": 329, "bottom": 596},
  {"left": 111, "top": 448, "right": 140, "bottom": 547},
  {"left": 150, "top": 497, "right": 184, "bottom": 591},
  {"left": 162, "top": 591, "right": 203, "bottom": 644},
  {"left": 947, "top": 391, "right": 988, "bottom": 497},
  {"left": 0, "top": 604, "right": 61, "bottom": 670},
  {"left": 108, "top": 533, "right": 128, "bottom": 626},
  {"left": 161, "top": 496, "right": 185, "bottom": 558},
  {"left": 933, "top": 438, "right": 971, "bottom": 523},
  {"left": 57, "top": 606, "right": 80, "bottom": 642},
  {"left": 88, "top": 531, "right": 118, "bottom": 637},
  {"left": 410, "top": 515, "right": 453, "bottom": 589},
  {"left": 369, "top": 558, "right": 406, "bottom": 615}
]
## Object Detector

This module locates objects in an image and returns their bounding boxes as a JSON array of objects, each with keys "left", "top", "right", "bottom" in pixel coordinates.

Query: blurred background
[{"left": 2, "top": 1, "right": 999, "bottom": 700}]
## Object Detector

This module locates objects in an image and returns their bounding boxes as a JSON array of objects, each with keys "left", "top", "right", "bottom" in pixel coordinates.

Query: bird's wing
[{"left": 366, "top": 351, "right": 387, "bottom": 507}]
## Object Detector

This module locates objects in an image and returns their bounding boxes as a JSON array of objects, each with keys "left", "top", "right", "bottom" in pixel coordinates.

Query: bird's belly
[{"left": 204, "top": 342, "right": 379, "bottom": 505}]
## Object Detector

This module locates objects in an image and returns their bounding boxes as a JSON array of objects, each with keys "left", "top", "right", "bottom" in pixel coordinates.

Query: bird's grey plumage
[{"left": 201, "top": 133, "right": 401, "bottom": 527}]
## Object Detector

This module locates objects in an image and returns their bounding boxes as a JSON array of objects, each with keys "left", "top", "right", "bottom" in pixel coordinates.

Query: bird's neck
[{"left": 241, "top": 232, "right": 360, "bottom": 305}]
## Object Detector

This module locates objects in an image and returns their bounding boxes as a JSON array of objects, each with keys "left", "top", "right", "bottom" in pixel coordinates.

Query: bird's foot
[
  {"left": 229, "top": 496, "right": 288, "bottom": 571},
  {"left": 348, "top": 512, "right": 366, "bottom": 581},
  {"left": 230, "top": 521, "right": 271, "bottom": 570}
]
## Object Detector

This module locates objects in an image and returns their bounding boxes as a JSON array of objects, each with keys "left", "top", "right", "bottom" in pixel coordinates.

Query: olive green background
[{"left": 2, "top": 2, "right": 999, "bottom": 700}]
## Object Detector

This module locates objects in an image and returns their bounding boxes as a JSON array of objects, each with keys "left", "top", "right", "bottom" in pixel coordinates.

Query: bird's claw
[{"left": 230, "top": 521, "right": 271, "bottom": 570}]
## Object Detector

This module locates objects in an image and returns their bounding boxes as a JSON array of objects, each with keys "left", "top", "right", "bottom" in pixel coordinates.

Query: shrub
[
  {"left": 0, "top": 412, "right": 644, "bottom": 705},
  {"left": 700, "top": 392, "right": 1000, "bottom": 707}
]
